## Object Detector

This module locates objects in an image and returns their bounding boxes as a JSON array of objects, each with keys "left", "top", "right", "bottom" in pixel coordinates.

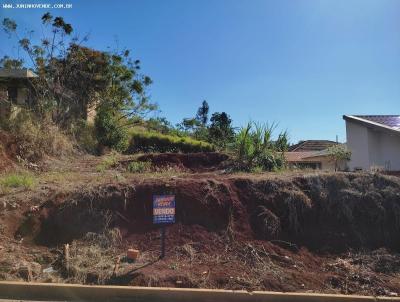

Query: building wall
[
  {"left": 16, "top": 87, "right": 28, "bottom": 105},
  {"left": 380, "top": 132, "right": 400, "bottom": 170},
  {"left": 346, "top": 120, "right": 400, "bottom": 171},
  {"left": 288, "top": 157, "right": 347, "bottom": 171},
  {"left": 346, "top": 121, "right": 369, "bottom": 170},
  {"left": 302, "top": 156, "right": 347, "bottom": 171}
]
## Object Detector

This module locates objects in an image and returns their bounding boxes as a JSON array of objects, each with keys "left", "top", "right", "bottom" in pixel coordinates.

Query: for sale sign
[{"left": 153, "top": 195, "right": 175, "bottom": 224}]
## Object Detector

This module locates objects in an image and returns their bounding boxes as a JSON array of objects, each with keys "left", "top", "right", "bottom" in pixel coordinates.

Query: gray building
[
  {"left": 0, "top": 68, "right": 38, "bottom": 119},
  {"left": 343, "top": 115, "right": 400, "bottom": 171}
]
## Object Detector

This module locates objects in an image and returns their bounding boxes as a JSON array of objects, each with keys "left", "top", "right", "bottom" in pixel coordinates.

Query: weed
[
  {"left": 0, "top": 173, "right": 35, "bottom": 189},
  {"left": 96, "top": 153, "right": 119, "bottom": 172},
  {"left": 126, "top": 161, "right": 152, "bottom": 173},
  {"left": 178, "top": 243, "right": 197, "bottom": 262}
]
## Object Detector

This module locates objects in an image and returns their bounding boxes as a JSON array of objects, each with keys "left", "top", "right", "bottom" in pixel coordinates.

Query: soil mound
[
  {"left": 6, "top": 172, "right": 400, "bottom": 294},
  {"left": 136, "top": 152, "right": 229, "bottom": 171},
  {"left": 34, "top": 173, "right": 400, "bottom": 251}
]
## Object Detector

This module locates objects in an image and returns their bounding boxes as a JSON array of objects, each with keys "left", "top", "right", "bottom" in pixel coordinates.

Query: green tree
[
  {"left": 327, "top": 144, "right": 351, "bottom": 171},
  {"left": 0, "top": 56, "right": 23, "bottom": 69},
  {"left": 2, "top": 13, "right": 156, "bottom": 128},
  {"left": 196, "top": 100, "right": 209, "bottom": 126},
  {"left": 2, "top": 13, "right": 157, "bottom": 151},
  {"left": 208, "top": 112, "right": 235, "bottom": 149},
  {"left": 94, "top": 103, "right": 128, "bottom": 152},
  {"left": 146, "top": 117, "right": 173, "bottom": 134}
]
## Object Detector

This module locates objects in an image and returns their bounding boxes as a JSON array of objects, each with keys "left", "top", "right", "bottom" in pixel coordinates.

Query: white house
[{"left": 343, "top": 115, "right": 400, "bottom": 171}]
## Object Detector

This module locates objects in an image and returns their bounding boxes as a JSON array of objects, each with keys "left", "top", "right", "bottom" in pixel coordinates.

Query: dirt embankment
[
  {"left": 3, "top": 172, "right": 400, "bottom": 295},
  {"left": 34, "top": 173, "right": 400, "bottom": 251},
  {"left": 124, "top": 152, "right": 230, "bottom": 172}
]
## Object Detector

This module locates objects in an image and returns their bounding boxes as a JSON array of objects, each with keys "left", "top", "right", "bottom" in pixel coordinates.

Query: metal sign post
[
  {"left": 153, "top": 195, "right": 175, "bottom": 259},
  {"left": 161, "top": 225, "right": 166, "bottom": 258}
]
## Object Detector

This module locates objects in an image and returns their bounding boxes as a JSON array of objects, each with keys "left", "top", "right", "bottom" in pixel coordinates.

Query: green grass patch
[
  {"left": 96, "top": 153, "right": 119, "bottom": 172},
  {"left": 127, "top": 161, "right": 152, "bottom": 173},
  {"left": 0, "top": 173, "right": 36, "bottom": 189},
  {"left": 127, "top": 130, "right": 214, "bottom": 153}
]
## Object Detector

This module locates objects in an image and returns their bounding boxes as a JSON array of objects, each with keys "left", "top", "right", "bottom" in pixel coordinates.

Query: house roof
[
  {"left": 286, "top": 143, "right": 347, "bottom": 162},
  {"left": 288, "top": 140, "right": 337, "bottom": 152},
  {"left": 0, "top": 68, "right": 38, "bottom": 78},
  {"left": 285, "top": 152, "right": 317, "bottom": 162},
  {"left": 343, "top": 115, "right": 400, "bottom": 134}
]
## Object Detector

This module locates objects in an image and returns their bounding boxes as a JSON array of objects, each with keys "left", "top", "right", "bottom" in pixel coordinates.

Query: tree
[
  {"left": 2, "top": 13, "right": 156, "bottom": 128},
  {"left": 196, "top": 100, "right": 209, "bottom": 126},
  {"left": 327, "top": 144, "right": 351, "bottom": 171},
  {"left": 0, "top": 56, "right": 24, "bottom": 69},
  {"left": 208, "top": 112, "right": 235, "bottom": 149},
  {"left": 146, "top": 117, "right": 173, "bottom": 134},
  {"left": 94, "top": 103, "right": 128, "bottom": 152}
]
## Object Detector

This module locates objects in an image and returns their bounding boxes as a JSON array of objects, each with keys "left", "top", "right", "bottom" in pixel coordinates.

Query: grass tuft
[
  {"left": 126, "top": 161, "right": 152, "bottom": 173},
  {"left": 96, "top": 153, "right": 119, "bottom": 172},
  {"left": 0, "top": 173, "right": 35, "bottom": 189}
]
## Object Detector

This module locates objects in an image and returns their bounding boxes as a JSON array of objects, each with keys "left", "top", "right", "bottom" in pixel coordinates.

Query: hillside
[{"left": 1, "top": 154, "right": 400, "bottom": 296}]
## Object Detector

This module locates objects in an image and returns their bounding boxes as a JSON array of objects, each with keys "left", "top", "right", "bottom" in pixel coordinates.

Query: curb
[{"left": 0, "top": 281, "right": 399, "bottom": 302}]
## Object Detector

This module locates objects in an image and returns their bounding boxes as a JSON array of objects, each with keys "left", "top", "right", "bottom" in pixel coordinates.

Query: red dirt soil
[{"left": 3, "top": 172, "right": 399, "bottom": 296}]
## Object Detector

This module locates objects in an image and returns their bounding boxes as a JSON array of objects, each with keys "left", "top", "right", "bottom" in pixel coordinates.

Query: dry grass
[
  {"left": 65, "top": 228, "right": 123, "bottom": 284},
  {"left": 2, "top": 110, "right": 75, "bottom": 163}
]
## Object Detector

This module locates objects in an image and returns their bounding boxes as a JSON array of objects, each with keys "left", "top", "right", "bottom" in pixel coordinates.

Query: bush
[
  {"left": 71, "top": 120, "right": 98, "bottom": 154},
  {"left": 94, "top": 105, "right": 128, "bottom": 152},
  {"left": 233, "top": 122, "right": 286, "bottom": 172},
  {"left": 127, "top": 130, "right": 214, "bottom": 153},
  {"left": 127, "top": 161, "right": 152, "bottom": 173}
]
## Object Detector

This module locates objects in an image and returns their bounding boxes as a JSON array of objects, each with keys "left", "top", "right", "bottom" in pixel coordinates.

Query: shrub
[
  {"left": 0, "top": 173, "right": 35, "bottom": 189},
  {"left": 71, "top": 120, "right": 98, "bottom": 154},
  {"left": 233, "top": 121, "right": 286, "bottom": 172},
  {"left": 127, "top": 161, "right": 152, "bottom": 173},
  {"left": 94, "top": 105, "right": 128, "bottom": 152},
  {"left": 127, "top": 130, "right": 214, "bottom": 153}
]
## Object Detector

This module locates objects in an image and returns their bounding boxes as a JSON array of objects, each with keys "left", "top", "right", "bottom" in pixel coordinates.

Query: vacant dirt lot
[{"left": 1, "top": 153, "right": 400, "bottom": 297}]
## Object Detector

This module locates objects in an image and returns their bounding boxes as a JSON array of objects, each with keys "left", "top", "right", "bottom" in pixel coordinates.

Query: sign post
[{"left": 153, "top": 195, "right": 175, "bottom": 259}]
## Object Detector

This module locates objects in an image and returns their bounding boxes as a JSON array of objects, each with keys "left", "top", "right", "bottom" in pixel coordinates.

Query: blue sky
[{"left": 1, "top": 0, "right": 400, "bottom": 143}]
